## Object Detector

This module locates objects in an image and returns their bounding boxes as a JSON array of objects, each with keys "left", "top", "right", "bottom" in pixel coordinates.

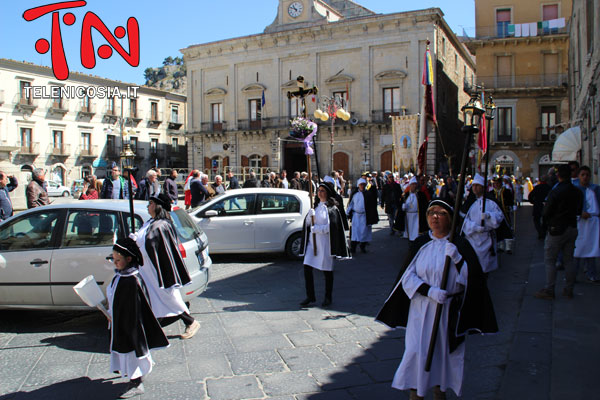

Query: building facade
[
  {"left": 466, "top": 0, "right": 572, "bottom": 179},
  {"left": 0, "top": 59, "right": 187, "bottom": 210},
  {"left": 569, "top": 0, "right": 599, "bottom": 181},
  {"left": 182, "top": 0, "right": 475, "bottom": 181}
]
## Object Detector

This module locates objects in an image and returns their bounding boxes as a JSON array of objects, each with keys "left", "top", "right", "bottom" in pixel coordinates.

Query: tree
[
  {"left": 174, "top": 56, "right": 183, "bottom": 65},
  {"left": 143, "top": 67, "right": 155, "bottom": 84},
  {"left": 163, "top": 56, "right": 174, "bottom": 66}
]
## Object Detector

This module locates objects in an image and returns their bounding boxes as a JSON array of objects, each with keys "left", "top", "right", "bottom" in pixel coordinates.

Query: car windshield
[{"left": 171, "top": 208, "right": 204, "bottom": 242}]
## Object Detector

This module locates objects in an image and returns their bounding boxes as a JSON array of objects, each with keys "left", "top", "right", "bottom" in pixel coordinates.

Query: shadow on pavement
[{"left": 0, "top": 377, "right": 126, "bottom": 400}]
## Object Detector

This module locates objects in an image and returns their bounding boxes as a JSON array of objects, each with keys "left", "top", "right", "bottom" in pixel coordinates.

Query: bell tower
[{"left": 264, "top": 0, "right": 343, "bottom": 33}]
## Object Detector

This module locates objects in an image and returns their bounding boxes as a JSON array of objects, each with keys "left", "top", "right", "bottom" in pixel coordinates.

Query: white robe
[
  {"left": 461, "top": 197, "right": 504, "bottom": 273},
  {"left": 107, "top": 269, "right": 154, "bottom": 379},
  {"left": 403, "top": 192, "right": 420, "bottom": 241},
  {"left": 392, "top": 233, "right": 469, "bottom": 397},
  {"left": 303, "top": 203, "right": 333, "bottom": 271},
  {"left": 136, "top": 219, "right": 190, "bottom": 318},
  {"left": 347, "top": 191, "right": 372, "bottom": 242},
  {"left": 574, "top": 187, "right": 600, "bottom": 258}
]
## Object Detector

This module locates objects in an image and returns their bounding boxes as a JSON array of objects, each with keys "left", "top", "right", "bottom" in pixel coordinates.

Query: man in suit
[{"left": 190, "top": 171, "right": 208, "bottom": 208}]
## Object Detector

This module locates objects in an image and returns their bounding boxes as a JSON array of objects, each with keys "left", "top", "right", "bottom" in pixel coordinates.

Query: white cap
[
  {"left": 357, "top": 178, "right": 367, "bottom": 185},
  {"left": 409, "top": 176, "right": 418, "bottom": 185},
  {"left": 472, "top": 173, "right": 485, "bottom": 186}
]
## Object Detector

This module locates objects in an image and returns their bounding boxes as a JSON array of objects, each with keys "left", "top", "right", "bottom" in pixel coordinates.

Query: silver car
[
  {"left": 189, "top": 188, "right": 309, "bottom": 259},
  {"left": 0, "top": 200, "right": 211, "bottom": 310}
]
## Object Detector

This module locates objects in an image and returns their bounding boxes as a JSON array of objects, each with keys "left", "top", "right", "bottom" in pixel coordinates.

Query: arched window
[
  {"left": 249, "top": 154, "right": 262, "bottom": 169},
  {"left": 211, "top": 156, "right": 223, "bottom": 172},
  {"left": 51, "top": 166, "right": 66, "bottom": 185}
]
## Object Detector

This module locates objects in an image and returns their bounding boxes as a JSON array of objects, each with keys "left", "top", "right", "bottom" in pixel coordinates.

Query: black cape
[
  {"left": 145, "top": 219, "right": 191, "bottom": 289},
  {"left": 111, "top": 270, "right": 169, "bottom": 357},
  {"left": 393, "top": 190, "right": 428, "bottom": 235},
  {"left": 375, "top": 233, "right": 498, "bottom": 352},
  {"left": 301, "top": 202, "right": 351, "bottom": 259},
  {"left": 461, "top": 192, "right": 513, "bottom": 241}
]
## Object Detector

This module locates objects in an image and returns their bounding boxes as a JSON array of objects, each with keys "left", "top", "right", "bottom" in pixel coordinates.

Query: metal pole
[
  {"left": 330, "top": 117, "right": 334, "bottom": 173},
  {"left": 481, "top": 115, "right": 492, "bottom": 225},
  {"left": 127, "top": 173, "right": 135, "bottom": 233},
  {"left": 424, "top": 124, "right": 474, "bottom": 372}
]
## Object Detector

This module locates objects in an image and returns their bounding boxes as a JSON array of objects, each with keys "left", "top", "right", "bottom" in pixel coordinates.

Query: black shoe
[
  {"left": 322, "top": 298, "right": 332, "bottom": 307},
  {"left": 120, "top": 379, "right": 144, "bottom": 399},
  {"left": 360, "top": 246, "right": 367, "bottom": 253},
  {"left": 300, "top": 298, "right": 316, "bottom": 307}
]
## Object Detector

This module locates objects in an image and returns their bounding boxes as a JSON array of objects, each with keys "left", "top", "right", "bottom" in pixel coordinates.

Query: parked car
[
  {"left": 0, "top": 200, "right": 211, "bottom": 310},
  {"left": 188, "top": 188, "right": 309, "bottom": 259},
  {"left": 46, "top": 181, "right": 71, "bottom": 197}
]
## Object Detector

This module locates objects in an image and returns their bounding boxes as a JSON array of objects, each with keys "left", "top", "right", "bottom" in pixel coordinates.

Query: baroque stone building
[
  {"left": 569, "top": 0, "right": 599, "bottom": 182},
  {"left": 465, "top": 0, "right": 571, "bottom": 179},
  {"left": 182, "top": 0, "right": 474, "bottom": 180},
  {"left": 0, "top": 59, "right": 186, "bottom": 210}
]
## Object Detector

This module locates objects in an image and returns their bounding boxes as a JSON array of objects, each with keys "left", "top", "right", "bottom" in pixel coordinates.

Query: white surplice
[
  {"left": 136, "top": 219, "right": 190, "bottom": 318},
  {"left": 461, "top": 197, "right": 504, "bottom": 273},
  {"left": 347, "top": 191, "right": 372, "bottom": 242},
  {"left": 404, "top": 192, "right": 419, "bottom": 241},
  {"left": 574, "top": 187, "right": 600, "bottom": 258},
  {"left": 391, "top": 233, "right": 469, "bottom": 397},
  {"left": 303, "top": 202, "right": 333, "bottom": 271}
]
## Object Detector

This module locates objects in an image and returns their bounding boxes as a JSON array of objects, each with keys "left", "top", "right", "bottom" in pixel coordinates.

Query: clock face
[{"left": 288, "top": 1, "right": 303, "bottom": 18}]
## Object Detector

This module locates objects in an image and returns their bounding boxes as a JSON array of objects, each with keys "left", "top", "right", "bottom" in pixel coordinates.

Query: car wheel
[
  {"left": 62, "top": 191, "right": 70, "bottom": 197},
  {"left": 285, "top": 232, "right": 303, "bottom": 260}
]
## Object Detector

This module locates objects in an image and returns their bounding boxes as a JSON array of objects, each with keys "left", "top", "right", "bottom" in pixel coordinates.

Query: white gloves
[
  {"left": 401, "top": 203, "right": 408, "bottom": 211},
  {"left": 474, "top": 225, "right": 486, "bottom": 233},
  {"left": 128, "top": 232, "right": 138, "bottom": 241},
  {"left": 312, "top": 224, "right": 329, "bottom": 234},
  {"left": 427, "top": 287, "right": 448, "bottom": 304},
  {"left": 445, "top": 242, "right": 462, "bottom": 265},
  {"left": 307, "top": 208, "right": 315, "bottom": 218}
]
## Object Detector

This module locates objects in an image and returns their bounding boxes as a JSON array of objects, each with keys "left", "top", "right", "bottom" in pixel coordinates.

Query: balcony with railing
[
  {"left": 167, "top": 145, "right": 187, "bottom": 161},
  {"left": 105, "top": 146, "right": 120, "bottom": 158},
  {"left": 47, "top": 143, "right": 71, "bottom": 157},
  {"left": 48, "top": 99, "right": 69, "bottom": 116},
  {"left": 79, "top": 145, "right": 99, "bottom": 158},
  {"left": 132, "top": 147, "right": 145, "bottom": 159},
  {"left": 478, "top": 74, "right": 568, "bottom": 90},
  {"left": 149, "top": 146, "right": 166, "bottom": 160},
  {"left": 0, "top": 140, "right": 19, "bottom": 152},
  {"left": 200, "top": 121, "right": 227, "bottom": 132},
  {"left": 536, "top": 125, "right": 565, "bottom": 143},
  {"left": 148, "top": 111, "right": 162, "bottom": 127},
  {"left": 17, "top": 142, "right": 40, "bottom": 156},
  {"left": 13, "top": 94, "right": 37, "bottom": 113},
  {"left": 371, "top": 110, "right": 399, "bottom": 123},
  {"left": 77, "top": 101, "right": 95, "bottom": 118},
  {"left": 469, "top": 21, "right": 569, "bottom": 40},
  {"left": 102, "top": 105, "right": 119, "bottom": 122},
  {"left": 168, "top": 115, "right": 184, "bottom": 130}
]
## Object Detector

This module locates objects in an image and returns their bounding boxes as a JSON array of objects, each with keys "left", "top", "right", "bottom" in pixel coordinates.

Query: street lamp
[
  {"left": 482, "top": 94, "right": 496, "bottom": 195},
  {"left": 314, "top": 95, "right": 351, "bottom": 172},
  {"left": 120, "top": 129, "right": 137, "bottom": 233}
]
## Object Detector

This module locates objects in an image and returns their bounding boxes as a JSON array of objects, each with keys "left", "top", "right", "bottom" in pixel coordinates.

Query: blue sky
[{"left": 0, "top": 0, "right": 475, "bottom": 85}]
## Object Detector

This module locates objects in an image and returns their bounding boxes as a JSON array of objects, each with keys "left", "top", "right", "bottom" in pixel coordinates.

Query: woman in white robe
[
  {"left": 574, "top": 167, "right": 600, "bottom": 281},
  {"left": 376, "top": 200, "right": 498, "bottom": 400}
]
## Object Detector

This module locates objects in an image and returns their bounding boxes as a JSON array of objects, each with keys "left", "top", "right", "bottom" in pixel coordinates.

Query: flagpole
[{"left": 481, "top": 94, "right": 495, "bottom": 225}]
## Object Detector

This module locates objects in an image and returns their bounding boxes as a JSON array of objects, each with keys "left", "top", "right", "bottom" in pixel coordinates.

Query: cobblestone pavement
[{"left": 1, "top": 205, "right": 598, "bottom": 399}]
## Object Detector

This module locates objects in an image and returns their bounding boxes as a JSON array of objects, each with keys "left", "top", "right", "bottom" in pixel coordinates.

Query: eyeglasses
[{"left": 427, "top": 210, "right": 450, "bottom": 218}]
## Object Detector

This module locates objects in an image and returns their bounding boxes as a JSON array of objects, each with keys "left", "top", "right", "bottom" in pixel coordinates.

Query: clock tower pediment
[{"left": 264, "top": 0, "right": 344, "bottom": 33}]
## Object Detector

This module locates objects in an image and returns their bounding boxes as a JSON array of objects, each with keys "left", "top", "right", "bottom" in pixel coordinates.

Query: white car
[
  {"left": 0, "top": 200, "right": 211, "bottom": 310},
  {"left": 189, "top": 188, "right": 310, "bottom": 259},
  {"left": 46, "top": 181, "right": 71, "bottom": 197}
]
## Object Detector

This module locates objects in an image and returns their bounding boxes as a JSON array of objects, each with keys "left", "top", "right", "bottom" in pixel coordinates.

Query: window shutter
[
  {"left": 204, "top": 157, "right": 211, "bottom": 169},
  {"left": 223, "top": 156, "right": 229, "bottom": 167},
  {"left": 261, "top": 155, "right": 269, "bottom": 167},
  {"left": 241, "top": 156, "right": 249, "bottom": 167}
]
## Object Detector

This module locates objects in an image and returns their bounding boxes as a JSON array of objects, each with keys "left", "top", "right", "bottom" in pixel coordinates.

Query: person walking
[
  {"left": 108, "top": 237, "right": 169, "bottom": 399},
  {"left": 290, "top": 172, "right": 302, "bottom": 190},
  {"left": 300, "top": 182, "right": 350, "bottom": 307},
  {"left": 528, "top": 176, "right": 551, "bottom": 239},
  {"left": 189, "top": 171, "right": 208, "bottom": 208},
  {"left": 382, "top": 172, "right": 401, "bottom": 235},
  {"left": 280, "top": 170, "right": 289, "bottom": 189},
  {"left": 131, "top": 193, "right": 200, "bottom": 339},
  {"left": 243, "top": 171, "right": 260, "bottom": 188},
  {"left": 135, "top": 170, "right": 161, "bottom": 201},
  {"left": 0, "top": 171, "right": 17, "bottom": 220},
  {"left": 376, "top": 200, "right": 498, "bottom": 400},
  {"left": 573, "top": 166, "right": 600, "bottom": 282},
  {"left": 26, "top": 168, "right": 50, "bottom": 209},
  {"left": 163, "top": 169, "right": 179, "bottom": 205},
  {"left": 183, "top": 170, "right": 196, "bottom": 210},
  {"left": 212, "top": 175, "right": 227, "bottom": 195},
  {"left": 227, "top": 170, "right": 240, "bottom": 190},
  {"left": 347, "top": 178, "right": 379, "bottom": 253},
  {"left": 395, "top": 176, "right": 428, "bottom": 242},
  {"left": 535, "top": 164, "right": 583, "bottom": 299},
  {"left": 100, "top": 165, "right": 130, "bottom": 200}
]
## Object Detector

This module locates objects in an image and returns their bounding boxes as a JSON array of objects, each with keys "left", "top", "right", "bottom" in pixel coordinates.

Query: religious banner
[{"left": 391, "top": 114, "right": 419, "bottom": 172}]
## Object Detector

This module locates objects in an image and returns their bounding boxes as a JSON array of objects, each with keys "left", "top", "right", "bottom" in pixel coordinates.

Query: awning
[{"left": 552, "top": 126, "right": 581, "bottom": 162}]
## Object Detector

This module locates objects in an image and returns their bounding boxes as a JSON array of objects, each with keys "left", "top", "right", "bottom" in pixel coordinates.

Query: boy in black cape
[{"left": 108, "top": 237, "right": 169, "bottom": 399}]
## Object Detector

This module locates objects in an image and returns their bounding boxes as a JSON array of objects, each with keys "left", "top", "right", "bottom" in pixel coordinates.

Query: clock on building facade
[{"left": 288, "top": 1, "right": 303, "bottom": 18}]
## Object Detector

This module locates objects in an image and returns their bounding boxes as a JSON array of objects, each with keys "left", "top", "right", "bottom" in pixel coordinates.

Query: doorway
[{"left": 284, "top": 142, "right": 308, "bottom": 173}]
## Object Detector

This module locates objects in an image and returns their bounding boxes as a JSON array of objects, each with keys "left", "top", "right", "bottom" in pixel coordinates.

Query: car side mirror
[{"left": 203, "top": 210, "right": 219, "bottom": 218}]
